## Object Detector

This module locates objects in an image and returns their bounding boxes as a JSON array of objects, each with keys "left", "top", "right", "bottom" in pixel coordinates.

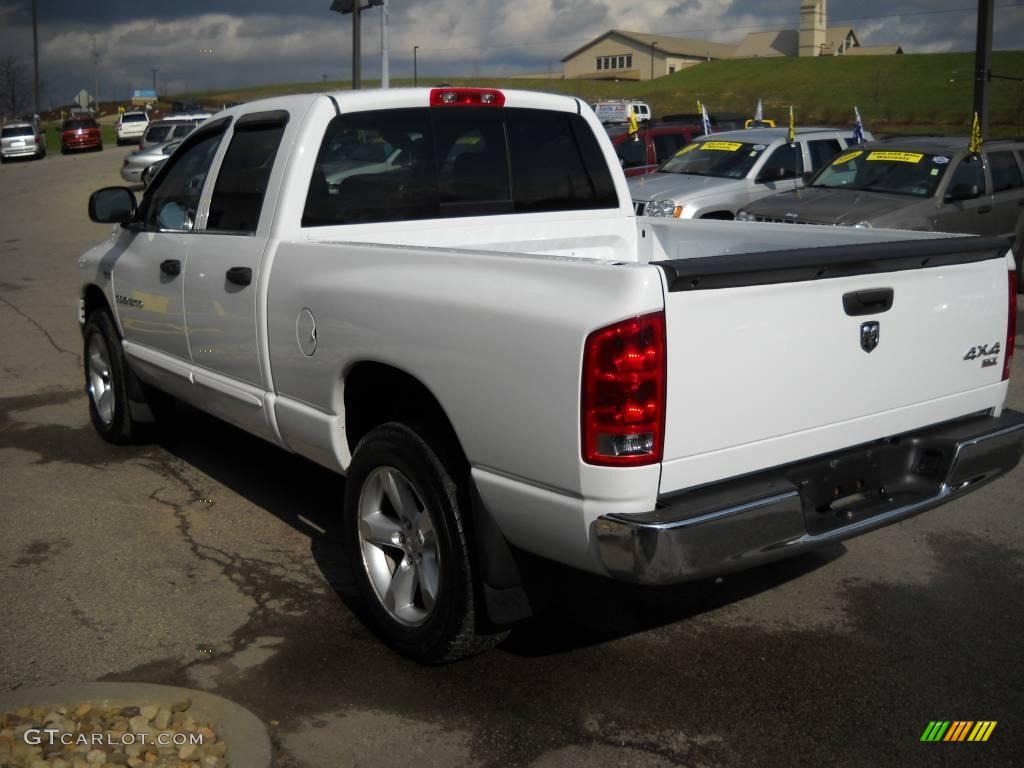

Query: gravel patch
[{"left": 0, "top": 699, "right": 226, "bottom": 768}]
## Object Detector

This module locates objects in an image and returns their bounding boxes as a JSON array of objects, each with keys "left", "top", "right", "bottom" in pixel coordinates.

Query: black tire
[
  {"left": 97, "top": 143, "right": 104, "bottom": 152},
  {"left": 83, "top": 310, "right": 149, "bottom": 444},
  {"left": 343, "top": 422, "right": 505, "bottom": 663}
]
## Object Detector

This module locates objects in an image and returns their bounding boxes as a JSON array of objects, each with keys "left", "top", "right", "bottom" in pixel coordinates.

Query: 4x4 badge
[{"left": 860, "top": 321, "right": 880, "bottom": 353}]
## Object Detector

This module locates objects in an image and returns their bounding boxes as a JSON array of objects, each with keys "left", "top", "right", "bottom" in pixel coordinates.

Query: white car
[
  {"left": 78, "top": 89, "right": 1022, "bottom": 663},
  {"left": 115, "top": 112, "right": 150, "bottom": 145},
  {"left": 629, "top": 126, "right": 872, "bottom": 220}
]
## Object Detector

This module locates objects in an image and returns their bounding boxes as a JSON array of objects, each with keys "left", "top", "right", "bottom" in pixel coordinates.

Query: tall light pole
[
  {"left": 330, "top": 1, "right": 383, "bottom": 90},
  {"left": 380, "top": 0, "right": 389, "bottom": 89},
  {"left": 414, "top": 45, "right": 419, "bottom": 86},
  {"left": 650, "top": 41, "right": 657, "bottom": 81},
  {"left": 31, "top": 0, "right": 39, "bottom": 116},
  {"left": 91, "top": 36, "right": 100, "bottom": 109},
  {"left": 152, "top": 68, "right": 158, "bottom": 97}
]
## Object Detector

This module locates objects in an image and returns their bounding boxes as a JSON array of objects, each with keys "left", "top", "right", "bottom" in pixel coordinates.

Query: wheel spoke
[
  {"left": 359, "top": 512, "right": 403, "bottom": 550},
  {"left": 418, "top": 552, "right": 439, "bottom": 612},
  {"left": 98, "top": 389, "right": 114, "bottom": 419},
  {"left": 384, "top": 559, "right": 417, "bottom": 617},
  {"left": 382, "top": 469, "right": 421, "bottom": 525}
]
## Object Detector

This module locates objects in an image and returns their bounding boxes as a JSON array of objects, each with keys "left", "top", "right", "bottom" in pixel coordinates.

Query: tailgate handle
[
  {"left": 159, "top": 259, "right": 181, "bottom": 277},
  {"left": 843, "top": 288, "right": 894, "bottom": 316},
  {"left": 226, "top": 266, "right": 253, "bottom": 286}
]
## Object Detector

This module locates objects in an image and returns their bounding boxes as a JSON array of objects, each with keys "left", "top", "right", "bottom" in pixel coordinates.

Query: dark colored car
[
  {"left": 738, "top": 137, "right": 1024, "bottom": 292},
  {"left": 60, "top": 117, "right": 102, "bottom": 154},
  {"left": 607, "top": 122, "right": 703, "bottom": 177}
]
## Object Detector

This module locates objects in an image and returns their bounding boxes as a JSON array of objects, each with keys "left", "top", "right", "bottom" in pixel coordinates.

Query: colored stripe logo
[{"left": 920, "top": 721, "right": 997, "bottom": 742}]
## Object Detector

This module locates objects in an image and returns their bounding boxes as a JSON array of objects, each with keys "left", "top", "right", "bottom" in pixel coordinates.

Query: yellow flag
[
  {"left": 787, "top": 105, "right": 795, "bottom": 144},
  {"left": 628, "top": 110, "right": 639, "bottom": 139},
  {"left": 969, "top": 112, "right": 982, "bottom": 155},
  {"left": 696, "top": 99, "right": 702, "bottom": 114}
]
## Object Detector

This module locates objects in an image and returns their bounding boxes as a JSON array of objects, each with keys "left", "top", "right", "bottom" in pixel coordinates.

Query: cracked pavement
[{"left": 2, "top": 145, "right": 1023, "bottom": 768}]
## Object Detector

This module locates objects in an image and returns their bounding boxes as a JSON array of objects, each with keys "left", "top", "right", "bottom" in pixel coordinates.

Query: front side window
[
  {"left": 758, "top": 143, "right": 804, "bottom": 182},
  {"left": 987, "top": 151, "right": 1023, "bottom": 192},
  {"left": 142, "top": 125, "right": 226, "bottom": 231},
  {"left": 948, "top": 155, "right": 987, "bottom": 196},
  {"left": 207, "top": 117, "right": 287, "bottom": 233}
]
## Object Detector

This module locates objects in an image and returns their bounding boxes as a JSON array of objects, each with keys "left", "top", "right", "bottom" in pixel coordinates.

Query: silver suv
[
  {"left": 1, "top": 122, "right": 46, "bottom": 162},
  {"left": 737, "top": 137, "right": 1024, "bottom": 292},
  {"left": 628, "top": 126, "right": 871, "bottom": 220}
]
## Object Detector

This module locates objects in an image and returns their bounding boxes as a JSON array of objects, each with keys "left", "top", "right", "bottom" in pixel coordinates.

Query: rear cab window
[{"left": 303, "top": 107, "right": 617, "bottom": 227}]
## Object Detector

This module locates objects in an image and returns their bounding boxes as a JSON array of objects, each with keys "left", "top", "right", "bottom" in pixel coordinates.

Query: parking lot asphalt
[{"left": 1, "top": 147, "right": 1022, "bottom": 768}]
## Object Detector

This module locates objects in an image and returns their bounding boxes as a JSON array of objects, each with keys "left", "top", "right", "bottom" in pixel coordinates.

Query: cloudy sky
[{"left": 1, "top": 0, "right": 1022, "bottom": 107}]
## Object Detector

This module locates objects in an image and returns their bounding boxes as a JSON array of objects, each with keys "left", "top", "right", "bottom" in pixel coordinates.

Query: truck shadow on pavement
[{"left": 152, "top": 401, "right": 844, "bottom": 657}]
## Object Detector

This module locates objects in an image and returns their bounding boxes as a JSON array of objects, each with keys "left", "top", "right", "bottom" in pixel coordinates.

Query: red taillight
[
  {"left": 429, "top": 87, "right": 505, "bottom": 107},
  {"left": 1005, "top": 270, "right": 1017, "bottom": 381},
  {"left": 582, "top": 312, "right": 666, "bottom": 466}
]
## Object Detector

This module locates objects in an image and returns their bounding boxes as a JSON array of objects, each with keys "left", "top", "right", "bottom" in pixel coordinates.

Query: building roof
[
  {"left": 561, "top": 29, "right": 736, "bottom": 63},
  {"left": 731, "top": 30, "right": 798, "bottom": 57}
]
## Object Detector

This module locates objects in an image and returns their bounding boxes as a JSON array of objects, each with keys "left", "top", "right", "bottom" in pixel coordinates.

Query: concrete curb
[{"left": 0, "top": 682, "right": 272, "bottom": 768}]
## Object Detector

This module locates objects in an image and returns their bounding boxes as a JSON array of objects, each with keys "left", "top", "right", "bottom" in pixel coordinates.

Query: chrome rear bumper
[{"left": 594, "top": 410, "right": 1024, "bottom": 585}]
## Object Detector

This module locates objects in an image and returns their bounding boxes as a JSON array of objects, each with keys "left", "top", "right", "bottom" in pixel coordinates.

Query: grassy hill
[{"left": 182, "top": 51, "right": 1024, "bottom": 137}]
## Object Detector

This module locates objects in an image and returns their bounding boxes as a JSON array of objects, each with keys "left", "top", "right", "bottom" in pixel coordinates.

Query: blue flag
[{"left": 853, "top": 106, "right": 865, "bottom": 145}]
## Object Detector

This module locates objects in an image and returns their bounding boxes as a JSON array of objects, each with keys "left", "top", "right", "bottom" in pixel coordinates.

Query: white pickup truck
[{"left": 79, "top": 87, "right": 1023, "bottom": 663}]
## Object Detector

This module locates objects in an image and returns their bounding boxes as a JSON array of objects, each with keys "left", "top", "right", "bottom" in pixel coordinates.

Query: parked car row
[{"left": 734, "top": 136, "right": 1024, "bottom": 291}]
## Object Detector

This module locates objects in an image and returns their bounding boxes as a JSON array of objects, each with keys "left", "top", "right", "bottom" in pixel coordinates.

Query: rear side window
[
  {"left": 303, "top": 107, "right": 617, "bottom": 227},
  {"left": 207, "top": 116, "right": 287, "bottom": 233},
  {"left": 807, "top": 138, "right": 842, "bottom": 171},
  {"left": 987, "top": 151, "right": 1023, "bottom": 192}
]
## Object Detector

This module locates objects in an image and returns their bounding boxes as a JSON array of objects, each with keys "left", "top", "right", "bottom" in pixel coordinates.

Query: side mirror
[
  {"left": 88, "top": 187, "right": 138, "bottom": 224},
  {"left": 945, "top": 183, "right": 980, "bottom": 201}
]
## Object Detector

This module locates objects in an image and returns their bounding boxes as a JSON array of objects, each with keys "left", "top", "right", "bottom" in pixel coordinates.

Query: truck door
[
  {"left": 183, "top": 110, "right": 290, "bottom": 439},
  {"left": 112, "top": 119, "right": 229, "bottom": 396}
]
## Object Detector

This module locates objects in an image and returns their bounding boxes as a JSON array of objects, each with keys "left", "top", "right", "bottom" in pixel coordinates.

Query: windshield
[
  {"left": 812, "top": 148, "right": 952, "bottom": 198},
  {"left": 658, "top": 140, "right": 767, "bottom": 179},
  {"left": 1, "top": 126, "right": 34, "bottom": 137},
  {"left": 145, "top": 125, "right": 173, "bottom": 143}
]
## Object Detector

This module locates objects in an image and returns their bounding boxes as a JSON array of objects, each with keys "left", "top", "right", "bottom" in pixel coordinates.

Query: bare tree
[{"left": 0, "top": 55, "right": 32, "bottom": 119}]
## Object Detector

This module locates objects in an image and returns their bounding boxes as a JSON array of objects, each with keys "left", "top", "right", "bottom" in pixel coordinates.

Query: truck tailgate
[{"left": 655, "top": 236, "right": 1013, "bottom": 495}]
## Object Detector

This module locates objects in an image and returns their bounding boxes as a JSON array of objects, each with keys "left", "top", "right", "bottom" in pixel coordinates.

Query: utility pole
[
  {"left": 31, "top": 0, "right": 39, "bottom": 116},
  {"left": 972, "top": 0, "right": 994, "bottom": 139},
  {"left": 91, "top": 36, "right": 99, "bottom": 109},
  {"left": 380, "top": 0, "right": 389, "bottom": 89},
  {"left": 151, "top": 68, "right": 158, "bottom": 95},
  {"left": 414, "top": 45, "right": 419, "bottom": 87}
]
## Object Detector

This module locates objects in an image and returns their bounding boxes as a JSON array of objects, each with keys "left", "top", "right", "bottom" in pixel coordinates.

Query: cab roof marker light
[{"left": 429, "top": 88, "right": 506, "bottom": 108}]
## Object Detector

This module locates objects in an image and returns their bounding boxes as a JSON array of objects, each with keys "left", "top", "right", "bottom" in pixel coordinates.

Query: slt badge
[{"left": 860, "top": 321, "right": 880, "bottom": 353}]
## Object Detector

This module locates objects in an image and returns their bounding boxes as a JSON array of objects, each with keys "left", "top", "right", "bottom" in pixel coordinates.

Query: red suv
[
  {"left": 606, "top": 122, "right": 703, "bottom": 177},
  {"left": 60, "top": 117, "right": 103, "bottom": 154}
]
